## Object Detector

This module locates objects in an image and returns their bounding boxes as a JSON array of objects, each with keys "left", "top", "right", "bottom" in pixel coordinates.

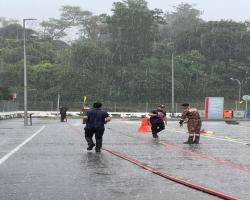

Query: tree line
[{"left": 1, "top": 0, "right": 250, "bottom": 109}]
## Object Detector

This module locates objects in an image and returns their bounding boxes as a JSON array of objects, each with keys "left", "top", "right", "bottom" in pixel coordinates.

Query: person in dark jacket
[
  {"left": 59, "top": 106, "right": 68, "bottom": 122},
  {"left": 83, "top": 102, "right": 111, "bottom": 152},
  {"left": 149, "top": 105, "right": 167, "bottom": 138}
]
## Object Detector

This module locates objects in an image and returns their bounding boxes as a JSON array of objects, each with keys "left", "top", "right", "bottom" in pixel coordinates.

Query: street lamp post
[
  {"left": 171, "top": 53, "right": 174, "bottom": 117},
  {"left": 230, "top": 77, "right": 241, "bottom": 110},
  {"left": 23, "top": 18, "right": 36, "bottom": 126}
]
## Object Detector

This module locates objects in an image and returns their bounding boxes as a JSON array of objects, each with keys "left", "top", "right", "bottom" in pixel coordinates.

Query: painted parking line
[
  {"left": 203, "top": 135, "right": 249, "bottom": 145},
  {"left": 0, "top": 126, "right": 46, "bottom": 166},
  {"left": 167, "top": 126, "right": 250, "bottom": 145}
]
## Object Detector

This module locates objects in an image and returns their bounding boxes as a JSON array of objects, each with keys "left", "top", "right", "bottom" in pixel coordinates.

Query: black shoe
[
  {"left": 87, "top": 144, "right": 95, "bottom": 151},
  {"left": 153, "top": 134, "right": 159, "bottom": 138},
  {"left": 183, "top": 141, "right": 193, "bottom": 144},
  {"left": 95, "top": 149, "right": 101, "bottom": 153}
]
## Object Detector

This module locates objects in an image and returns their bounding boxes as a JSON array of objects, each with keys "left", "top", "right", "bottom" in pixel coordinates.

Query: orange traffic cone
[{"left": 138, "top": 118, "right": 151, "bottom": 133}]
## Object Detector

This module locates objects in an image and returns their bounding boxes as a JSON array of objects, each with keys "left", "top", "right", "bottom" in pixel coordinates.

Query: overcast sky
[{"left": 1, "top": 0, "right": 250, "bottom": 23}]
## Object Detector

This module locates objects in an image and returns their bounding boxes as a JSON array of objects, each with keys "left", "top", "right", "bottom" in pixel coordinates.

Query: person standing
[
  {"left": 83, "top": 102, "right": 111, "bottom": 152},
  {"left": 59, "top": 106, "right": 68, "bottom": 122},
  {"left": 81, "top": 104, "right": 90, "bottom": 124},
  {"left": 81, "top": 105, "right": 90, "bottom": 115},
  {"left": 179, "top": 103, "right": 202, "bottom": 144},
  {"left": 149, "top": 105, "right": 167, "bottom": 138}
]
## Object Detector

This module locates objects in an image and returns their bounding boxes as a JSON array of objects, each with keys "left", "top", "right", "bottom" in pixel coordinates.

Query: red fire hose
[{"left": 103, "top": 147, "right": 239, "bottom": 200}]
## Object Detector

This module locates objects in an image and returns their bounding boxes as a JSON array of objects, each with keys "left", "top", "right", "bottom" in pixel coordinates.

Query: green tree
[
  {"left": 0, "top": 86, "right": 11, "bottom": 100},
  {"left": 106, "top": 0, "right": 159, "bottom": 65}
]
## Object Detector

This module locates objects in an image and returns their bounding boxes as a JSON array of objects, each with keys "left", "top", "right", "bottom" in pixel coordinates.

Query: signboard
[{"left": 205, "top": 97, "right": 224, "bottom": 120}]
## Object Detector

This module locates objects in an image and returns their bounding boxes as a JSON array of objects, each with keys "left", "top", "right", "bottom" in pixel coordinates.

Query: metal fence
[
  {"left": 0, "top": 100, "right": 19, "bottom": 112},
  {"left": 22, "top": 99, "right": 242, "bottom": 113}
]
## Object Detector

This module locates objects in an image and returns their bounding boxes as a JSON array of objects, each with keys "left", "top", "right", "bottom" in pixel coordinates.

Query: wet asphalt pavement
[{"left": 0, "top": 118, "right": 250, "bottom": 200}]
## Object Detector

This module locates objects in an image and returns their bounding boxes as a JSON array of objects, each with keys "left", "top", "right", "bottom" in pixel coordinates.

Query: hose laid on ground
[
  {"left": 67, "top": 123, "right": 239, "bottom": 200},
  {"left": 103, "top": 147, "right": 239, "bottom": 200}
]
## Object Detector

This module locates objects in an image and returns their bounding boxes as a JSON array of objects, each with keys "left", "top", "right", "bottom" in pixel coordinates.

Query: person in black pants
[
  {"left": 59, "top": 106, "right": 68, "bottom": 122},
  {"left": 83, "top": 102, "right": 111, "bottom": 152},
  {"left": 149, "top": 105, "right": 167, "bottom": 138}
]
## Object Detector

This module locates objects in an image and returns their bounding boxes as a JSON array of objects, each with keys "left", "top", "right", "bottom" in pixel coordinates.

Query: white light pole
[
  {"left": 230, "top": 77, "right": 241, "bottom": 110},
  {"left": 171, "top": 53, "right": 174, "bottom": 116},
  {"left": 57, "top": 92, "right": 60, "bottom": 116},
  {"left": 23, "top": 18, "right": 36, "bottom": 126}
]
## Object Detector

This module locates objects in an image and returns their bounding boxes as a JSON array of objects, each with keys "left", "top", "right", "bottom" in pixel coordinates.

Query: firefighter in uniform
[{"left": 179, "top": 103, "right": 201, "bottom": 144}]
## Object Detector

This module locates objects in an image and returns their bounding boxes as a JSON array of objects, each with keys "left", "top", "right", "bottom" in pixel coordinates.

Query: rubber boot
[
  {"left": 183, "top": 135, "right": 194, "bottom": 144},
  {"left": 194, "top": 134, "right": 200, "bottom": 144}
]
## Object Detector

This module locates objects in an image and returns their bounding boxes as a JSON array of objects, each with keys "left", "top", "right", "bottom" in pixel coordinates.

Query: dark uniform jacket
[
  {"left": 150, "top": 109, "right": 166, "bottom": 124},
  {"left": 85, "top": 108, "right": 109, "bottom": 129}
]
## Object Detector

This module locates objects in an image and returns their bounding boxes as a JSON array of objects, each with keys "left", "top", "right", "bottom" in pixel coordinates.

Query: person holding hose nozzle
[{"left": 179, "top": 103, "right": 202, "bottom": 144}]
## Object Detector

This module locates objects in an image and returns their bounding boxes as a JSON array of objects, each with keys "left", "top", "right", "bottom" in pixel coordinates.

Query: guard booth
[{"left": 224, "top": 109, "right": 233, "bottom": 119}]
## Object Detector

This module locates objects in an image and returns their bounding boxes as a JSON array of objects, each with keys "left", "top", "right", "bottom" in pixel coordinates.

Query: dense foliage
[{"left": 1, "top": 1, "right": 250, "bottom": 109}]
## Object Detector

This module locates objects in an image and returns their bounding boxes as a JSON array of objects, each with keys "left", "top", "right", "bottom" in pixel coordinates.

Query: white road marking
[
  {"left": 167, "top": 126, "right": 250, "bottom": 145},
  {"left": 203, "top": 135, "right": 249, "bottom": 145},
  {"left": 0, "top": 126, "right": 46, "bottom": 165}
]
